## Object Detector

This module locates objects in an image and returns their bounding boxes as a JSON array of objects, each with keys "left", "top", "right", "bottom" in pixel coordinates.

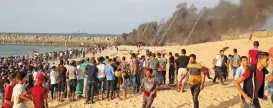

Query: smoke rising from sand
[{"left": 116, "top": 0, "right": 273, "bottom": 45}]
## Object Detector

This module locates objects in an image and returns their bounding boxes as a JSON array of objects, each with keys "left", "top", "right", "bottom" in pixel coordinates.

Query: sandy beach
[{"left": 46, "top": 36, "right": 273, "bottom": 108}]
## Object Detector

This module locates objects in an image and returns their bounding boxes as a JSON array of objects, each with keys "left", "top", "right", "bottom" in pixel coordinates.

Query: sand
[{"left": 48, "top": 36, "right": 273, "bottom": 108}]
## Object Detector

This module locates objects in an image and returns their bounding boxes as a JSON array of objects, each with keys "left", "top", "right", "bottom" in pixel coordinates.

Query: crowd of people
[
  {"left": 0, "top": 41, "right": 272, "bottom": 108},
  {"left": 0, "top": 44, "right": 110, "bottom": 108}
]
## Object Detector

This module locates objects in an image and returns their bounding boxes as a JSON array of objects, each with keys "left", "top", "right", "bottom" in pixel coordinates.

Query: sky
[{"left": 0, "top": 0, "right": 259, "bottom": 34}]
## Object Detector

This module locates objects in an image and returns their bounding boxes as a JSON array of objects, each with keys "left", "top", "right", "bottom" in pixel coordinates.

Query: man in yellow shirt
[{"left": 180, "top": 54, "right": 205, "bottom": 108}]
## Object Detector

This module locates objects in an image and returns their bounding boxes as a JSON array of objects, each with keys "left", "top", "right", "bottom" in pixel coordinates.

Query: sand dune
[{"left": 48, "top": 37, "right": 273, "bottom": 108}]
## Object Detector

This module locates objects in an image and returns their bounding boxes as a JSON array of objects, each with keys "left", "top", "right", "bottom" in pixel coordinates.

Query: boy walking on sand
[
  {"left": 20, "top": 74, "right": 48, "bottom": 108},
  {"left": 139, "top": 68, "right": 157, "bottom": 108}
]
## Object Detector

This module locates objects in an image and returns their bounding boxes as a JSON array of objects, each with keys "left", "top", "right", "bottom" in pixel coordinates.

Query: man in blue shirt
[
  {"left": 105, "top": 59, "right": 115, "bottom": 100},
  {"left": 234, "top": 56, "right": 248, "bottom": 108}
]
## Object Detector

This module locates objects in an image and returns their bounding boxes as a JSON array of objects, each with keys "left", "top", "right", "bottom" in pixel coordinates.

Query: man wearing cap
[{"left": 20, "top": 73, "right": 48, "bottom": 108}]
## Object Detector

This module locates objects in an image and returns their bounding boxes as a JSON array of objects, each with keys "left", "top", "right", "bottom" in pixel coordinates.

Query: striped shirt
[{"left": 187, "top": 63, "right": 202, "bottom": 85}]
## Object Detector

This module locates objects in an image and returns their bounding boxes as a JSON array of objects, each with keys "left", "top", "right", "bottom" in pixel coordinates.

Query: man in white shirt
[
  {"left": 12, "top": 72, "right": 28, "bottom": 108},
  {"left": 96, "top": 57, "right": 106, "bottom": 100},
  {"left": 212, "top": 50, "right": 225, "bottom": 84},
  {"left": 50, "top": 66, "right": 58, "bottom": 100},
  {"left": 76, "top": 61, "right": 84, "bottom": 97}
]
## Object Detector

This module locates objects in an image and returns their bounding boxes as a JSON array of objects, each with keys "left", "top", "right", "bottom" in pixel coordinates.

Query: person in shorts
[
  {"left": 66, "top": 60, "right": 77, "bottom": 101},
  {"left": 177, "top": 49, "right": 189, "bottom": 92}
]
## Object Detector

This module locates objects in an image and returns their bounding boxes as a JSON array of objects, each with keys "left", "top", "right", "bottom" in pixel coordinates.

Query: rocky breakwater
[{"left": 0, "top": 34, "right": 118, "bottom": 46}]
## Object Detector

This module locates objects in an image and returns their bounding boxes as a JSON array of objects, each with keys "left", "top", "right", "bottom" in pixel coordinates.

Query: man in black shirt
[
  {"left": 169, "top": 52, "right": 175, "bottom": 84},
  {"left": 85, "top": 59, "right": 98, "bottom": 104},
  {"left": 177, "top": 49, "right": 189, "bottom": 92}
]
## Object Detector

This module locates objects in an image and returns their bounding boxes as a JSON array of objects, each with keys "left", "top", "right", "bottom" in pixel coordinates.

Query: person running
[
  {"left": 139, "top": 68, "right": 157, "bottom": 108},
  {"left": 169, "top": 52, "right": 175, "bottom": 85},
  {"left": 12, "top": 72, "right": 28, "bottom": 108},
  {"left": 49, "top": 66, "right": 58, "bottom": 100},
  {"left": 177, "top": 49, "right": 189, "bottom": 92},
  {"left": 212, "top": 50, "right": 225, "bottom": 84},
  {"left": 96, "top": 57, "right": 106, "bottom": 100},
  {"left": 106, "top": 59, "right": 115, "bottom": 101},
  {"left": 20, "top": 74, "right": 48, "bottom": 108},
  {"left": 66, "top": 60, "right": 77, "bottom": 101},
  {"left": 231, "top": 49, "right": 240, "bottom": 79},
  {"left": 248, "top": 34, "right": 252, "bottom": 42},
  {"left": 1, "top": 73, "right": 17, "bottom": 108},
  {"left": 180, "top": 54, "right": 205, "bottom": 108},
  {"left": 84, "top": 59, "right": 98, "bottom": 104},
  {"left": 234, "top": 52, "right": 270, "bottom": 107},
  {"left": 248, "top": 41, "right": 261, "bottom": 65},
  {"left": 57, "top": 60, "right": 67, "bottom": 102},
  {"left": 234, "top": 56, "right": 248, "bottom": 108}
]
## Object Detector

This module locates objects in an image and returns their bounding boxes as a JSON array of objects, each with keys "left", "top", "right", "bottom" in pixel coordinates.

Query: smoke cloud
[{"left": 116, "top": 0, "right": 273, "bottom": 45}]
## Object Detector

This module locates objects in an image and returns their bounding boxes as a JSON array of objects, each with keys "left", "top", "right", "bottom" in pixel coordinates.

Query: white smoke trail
[
  {"left": 142, "top": 23, "right": 150, "bottom": 37},
  {"left": 157, "top": 7, "right": 181, "bottom": 46},
  {"left": 147, "top": 20, "right": 164, "bottom": 46},
  {"left": 149, "top": 22, "right": 164, "bottom": 46},
  {"left": 183, "top": 11, "right": 205, "bottom": 46}
]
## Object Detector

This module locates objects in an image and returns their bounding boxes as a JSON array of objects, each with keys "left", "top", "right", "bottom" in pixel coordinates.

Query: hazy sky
[{"left": 0, "top": 0, "right": 248, "bottom": 34}]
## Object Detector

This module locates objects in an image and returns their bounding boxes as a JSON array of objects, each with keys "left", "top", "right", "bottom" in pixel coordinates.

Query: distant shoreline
[{"left": 0, "top": 32, "right": 120, "bottom": 37}]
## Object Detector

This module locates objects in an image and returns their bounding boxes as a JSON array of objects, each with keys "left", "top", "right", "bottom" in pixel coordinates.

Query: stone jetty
[{"left": 0, "top": 34, "right": 118, "bottom": 46}]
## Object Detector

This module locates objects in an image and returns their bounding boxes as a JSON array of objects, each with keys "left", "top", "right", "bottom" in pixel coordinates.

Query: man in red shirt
[
  {"left": 248, "top": 41, "right": 261, "bottom": 65},
  {"left": 1, "top": 73, "right": 17, "bottom": 108},
  {"left": 20, "top": 73, "right": 48, "bottom": 108},
  {"left": 235, "top": 52, "right": 270, "bottom": 107}
]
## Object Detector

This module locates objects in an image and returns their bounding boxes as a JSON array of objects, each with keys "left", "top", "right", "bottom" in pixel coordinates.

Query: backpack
[{"left": 232, "top": 55, "right": 240, "bottom": 67}]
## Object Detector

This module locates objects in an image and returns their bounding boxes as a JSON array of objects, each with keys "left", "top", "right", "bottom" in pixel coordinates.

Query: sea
[
  {"left": 0, "top": 32, "right": 120, "bottom": 57},
  {"left": 0, "top": 45, "right": 70, "bottom": 57}
]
